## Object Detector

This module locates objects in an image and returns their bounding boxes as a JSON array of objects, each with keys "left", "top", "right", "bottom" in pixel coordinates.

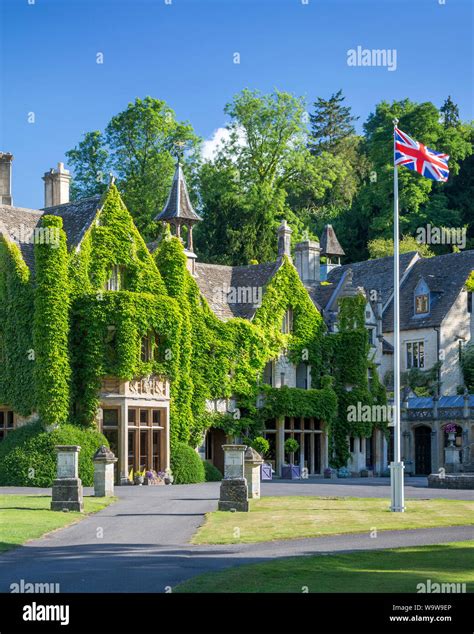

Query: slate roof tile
[
  {"left": 0, "top": 195, "right": 102, "bottom": 274},
  {"left": 383, "top": 250, "right": 474, "bottom": 331},
  {"left": 194, "top": 261, "right": 279, "bottom": 321}
]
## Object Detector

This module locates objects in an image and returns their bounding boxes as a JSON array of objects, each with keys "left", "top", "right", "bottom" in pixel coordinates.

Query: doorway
[{"left": 414, "top": 426, "right": 432, "bottom": 475}]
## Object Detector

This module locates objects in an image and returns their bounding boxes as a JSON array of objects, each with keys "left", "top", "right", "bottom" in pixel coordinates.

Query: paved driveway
[{"left": 0, "top": 479, "right": 472, "bottom": 592}]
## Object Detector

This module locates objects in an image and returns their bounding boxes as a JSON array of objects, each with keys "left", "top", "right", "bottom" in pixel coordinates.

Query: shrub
[
  {"left": 170, "top": 442, "right": 205, "bottom": 484},
  {"left": 203, "top": 460, "right": 222, "bottom": 482},
  {"left": 284, "top": 437, "right": 299, "bottom": 455},
  {"left": 0, "top": 421, "right": 108, "bottom": 487},
  {"left": 251, "top": 436, "right": 269, "bottom": 458}
]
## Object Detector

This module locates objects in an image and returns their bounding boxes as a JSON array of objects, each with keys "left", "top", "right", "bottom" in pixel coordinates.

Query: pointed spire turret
[
  {"left": 155, "top": 159, "right": 201, "bottom": 251},
  {"left": 320, "top": 224, "right": 344, "bottom": 262}
]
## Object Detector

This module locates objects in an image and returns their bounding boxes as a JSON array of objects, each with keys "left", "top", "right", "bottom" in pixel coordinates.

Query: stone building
[{"left": 0, "top": 152, "right": 473, "bottom": 478}]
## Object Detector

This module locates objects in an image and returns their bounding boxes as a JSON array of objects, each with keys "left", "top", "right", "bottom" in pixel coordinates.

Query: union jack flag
[{"left": 395, "top": 127, "right": 449, "bottom": 182}]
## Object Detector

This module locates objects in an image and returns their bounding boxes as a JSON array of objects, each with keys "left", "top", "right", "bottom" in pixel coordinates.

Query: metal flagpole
[{"left": 390, "top": 118, "right": 405, "bottom": 512}]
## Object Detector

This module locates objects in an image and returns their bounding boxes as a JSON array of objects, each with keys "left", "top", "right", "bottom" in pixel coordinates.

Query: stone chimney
[
  {"left": 0, "top": 152, "right": 13, "bottom": 206},
  {"left": 277, "top": 220, "right": 292, "bottom": 260},
  {"left": 43, "top": 162, "right": 71, "bottom": 208},
  {"left": 294, "top": 240, "right": 321, "bottom": 285}
]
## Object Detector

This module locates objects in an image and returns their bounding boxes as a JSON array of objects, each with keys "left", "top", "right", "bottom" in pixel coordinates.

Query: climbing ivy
[
  {"left": 325, "top": 293, "right": 387, "bottom": 468},
  {"left": 0, "top": 236, "right": 35, "bottom": 415},
  {"left": 0, "top": 184, "right": 379, "bottom": 470},
  {"left": 33, "top": 216, "right": 71, "bottom": 426}
]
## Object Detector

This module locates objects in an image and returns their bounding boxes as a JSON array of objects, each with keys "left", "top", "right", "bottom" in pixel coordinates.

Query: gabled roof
[
  {"left": 0, "top": 204, "right": 43, "bottom": 271},
  {"left": 383, "top": 250, "right": 474, "bottom": 332},
  {"left": 154, "top": 162, "right": 201, "bottom": 223},
  {"left": 320, "top": 224, "right": 345, "bottom": 257},
  {"left": 194, "top": 261, "right": 280, "bottom": 321},
  {"left": 0, "top": 195, "right": 102, "bottom": 274},
  {"left": 42, "top": 195, "right": 102, "bottom": 251},
  {"left": 313, "top": 251, "right": 419, "bottom": 311}
]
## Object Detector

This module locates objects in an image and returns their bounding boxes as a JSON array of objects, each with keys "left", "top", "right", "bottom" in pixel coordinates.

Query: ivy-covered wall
[
  {"left": 0, "top": 184, "right": 383, "bottom": 467},
  {"left": 0, "top": 236, "right": 35, "bottom": 415},
  {"left": 324, "top": 294, "right": 387, "bottom": 467}
]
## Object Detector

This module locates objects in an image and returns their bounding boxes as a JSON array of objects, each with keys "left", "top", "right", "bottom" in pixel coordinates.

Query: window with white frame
[
  {"left": 406, "top": 341, "right": 425, "bottom": 369},
  {"left": 281, "top": 309, "right": 293, "bottom": 334},
  {"left": 105, "top": 265, "right": 125, "bottom": 291}
]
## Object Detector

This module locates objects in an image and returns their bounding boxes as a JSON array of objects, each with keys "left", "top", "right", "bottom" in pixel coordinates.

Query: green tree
[
  {"left": 440, "top": 96, "right": 460, "bottom": 129},
  {"left": 66, "top": 97, "right": 201, "bottom": 239},
  {"left": 309, "top": 89, "right": 358, "bottom": 155},
  {"left": 305, "top": 91, "right": 367, "bottom": 233},
  {"left": 367, "top": 235, "right": 434, "bottom": 259},
  {"left": 66, "top": 131, "right": 109, "bottom": 199},
  {"left": 343, "top": 98, "right": 473, "bottom": 261},
  {"left": 196, "top": 90, "right": 323, "bottom": 264}
]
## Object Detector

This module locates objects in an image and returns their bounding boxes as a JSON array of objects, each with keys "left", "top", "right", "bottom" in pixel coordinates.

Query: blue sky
[{"left": 1, "top": 0, "right": 472, "bottom": 208}]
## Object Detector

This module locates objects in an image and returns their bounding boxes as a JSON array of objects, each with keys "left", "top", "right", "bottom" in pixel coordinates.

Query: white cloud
[
  {"left": 201, "top": 125, "right": 246, "bottom": 162},
  {"left": 201, "top": 127, "right": 231, "bottom": 162}
]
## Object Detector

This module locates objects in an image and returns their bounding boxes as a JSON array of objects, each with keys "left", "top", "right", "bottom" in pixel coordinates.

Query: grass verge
[
  {"left": 176, "top": 541, "right": 474, "bottom": 593},
  {"left": 0, "top": 494, "right": 116, "bottom": 553},
  {"left": 192, "top": 496, "right": 474, "bottom": 544}
]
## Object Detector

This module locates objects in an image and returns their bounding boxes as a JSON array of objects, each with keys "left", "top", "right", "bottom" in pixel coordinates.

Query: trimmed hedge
[
  {"left": 170, "top": 442, "right": 205, "bottom": 484},
  {"left": 203, "top": 460, "right": 222, "bottom": 482},
  {"left": 0, "top": 421, "right": 108, "bottom": 487}
]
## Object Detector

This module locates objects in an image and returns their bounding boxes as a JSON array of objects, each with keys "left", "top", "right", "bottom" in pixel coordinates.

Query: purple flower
[{"left": 444, "top": 424, "right": 457, "bottom": 434}]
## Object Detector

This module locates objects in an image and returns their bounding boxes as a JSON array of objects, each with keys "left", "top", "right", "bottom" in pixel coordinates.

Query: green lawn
[
  {"left": 193, "top": 496, "right": 474, "bottom": 544},
  {"left": 0, "top": 495, "right": 115, "bottom": 553},
  {"left": 176, "top": 541, "right": 474, "bottom": 593}
]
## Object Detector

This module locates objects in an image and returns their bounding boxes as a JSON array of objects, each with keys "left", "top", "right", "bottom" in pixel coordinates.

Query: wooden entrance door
[{"left": 414, "top": 426, "right": 432, "bottom": 475}]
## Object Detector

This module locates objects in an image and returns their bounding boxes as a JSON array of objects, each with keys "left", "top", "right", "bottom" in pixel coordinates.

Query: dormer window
[
  {"left": 415, "top": 294, "right": 429, "bottom": 314},
  {"left": 281, "top": 309, "right": 294, "bottom": 334},
  {"left": 414, "top": 279, "right": 430, "bottom": 316},
  {"left": 106, "top": 265, "right": 125, "bottom": 291}
]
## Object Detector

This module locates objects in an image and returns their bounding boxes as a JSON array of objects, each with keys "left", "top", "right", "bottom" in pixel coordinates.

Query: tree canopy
[
  {"left": 66, "top": 97, "right": 201, "bottom": 239},
  {"left": 66, "top": 92, "right": 474, "bottom": 264}
]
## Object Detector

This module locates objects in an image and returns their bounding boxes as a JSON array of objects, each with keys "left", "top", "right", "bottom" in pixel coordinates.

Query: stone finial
[
  {"left": 93, "top": 445, "right": 117, "bottom": 462},
  {"left": 244, "top": 446, "right": 264, "bottom": 463}
]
